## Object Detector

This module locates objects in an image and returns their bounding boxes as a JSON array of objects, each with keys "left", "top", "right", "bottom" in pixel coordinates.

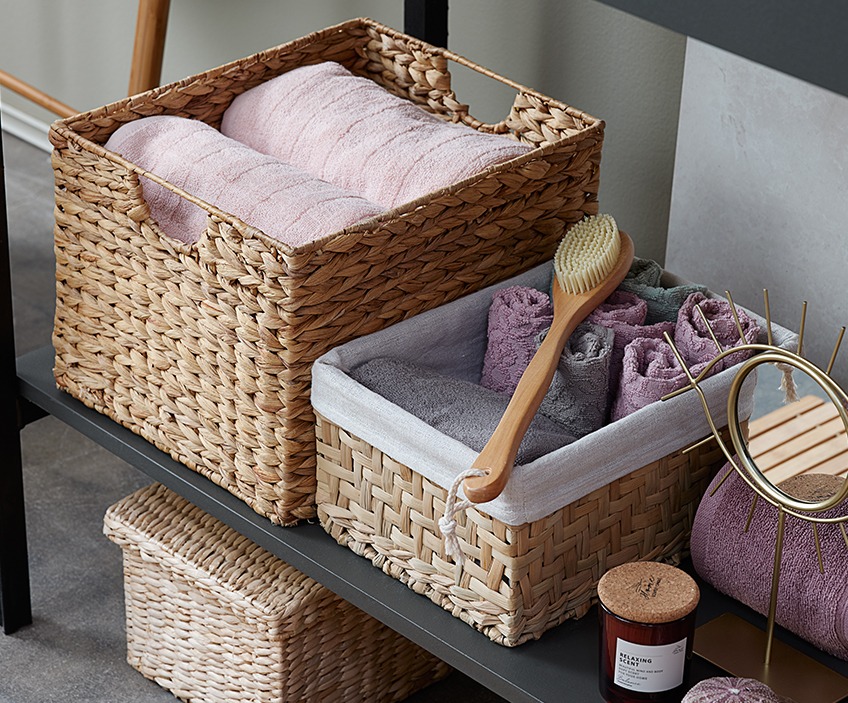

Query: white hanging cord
[
  {"left": 776, "top": 361, "right": 799, "bottom": 403},
  {"left": 438, "top": 469, "right": 487, "bottom": 584}
]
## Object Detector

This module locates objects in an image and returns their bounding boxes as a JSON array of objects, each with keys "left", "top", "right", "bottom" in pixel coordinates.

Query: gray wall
[
  {"left": 0, "top": 0, "right": 685, "bottom": 262},
  {"left": 667, "top": 39, "right": 848, "bottom": 386}
]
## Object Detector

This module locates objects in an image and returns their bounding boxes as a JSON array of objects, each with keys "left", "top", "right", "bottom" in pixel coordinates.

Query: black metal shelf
[
  {"left": 16, "top": 345, "right": 848, "bottom": 702},
  {"left": 17, "top": 345, "right": 599, "bottom": 703},
  {"left": 4, "top": 3, "right": 848, "bottom": 700}
]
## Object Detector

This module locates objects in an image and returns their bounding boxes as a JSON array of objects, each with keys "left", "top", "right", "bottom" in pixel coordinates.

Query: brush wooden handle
[{"left": 463, "top": 231, "right": 634, "bottom": 504}]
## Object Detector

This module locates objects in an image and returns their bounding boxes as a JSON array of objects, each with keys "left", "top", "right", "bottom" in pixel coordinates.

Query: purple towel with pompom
[
  {"left": 104, "top": 115, "right": 384, "bottom": 245},
  {"left": 221, "top": 62, "right": 532, "bottom": 210},
  {"left": 481, "top": 286, "right": 553, "bottom": 394},
  {"left": 691, "top": 468, "right": 848, "bottom": 661}
]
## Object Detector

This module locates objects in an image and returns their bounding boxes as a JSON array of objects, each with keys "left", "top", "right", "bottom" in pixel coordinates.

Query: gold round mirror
[{"left": 727, "top": 349, "right": 848, "bottom": 518}]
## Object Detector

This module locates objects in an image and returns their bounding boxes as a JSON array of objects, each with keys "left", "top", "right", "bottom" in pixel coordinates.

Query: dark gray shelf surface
[
  {"left": 16, "top": 345, "right": 848, "bottom": 702},
  {"left": 594, "top": 0, "right": 848, "bottom": 99}
]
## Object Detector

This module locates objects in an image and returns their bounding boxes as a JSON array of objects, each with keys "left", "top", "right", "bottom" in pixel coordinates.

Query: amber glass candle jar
[{"left": 597, "top": 562, "right": 700, "bottom": 703}]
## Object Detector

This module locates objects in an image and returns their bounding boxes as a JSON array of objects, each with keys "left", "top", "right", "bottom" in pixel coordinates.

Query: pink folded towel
[
  {"left": 480, "top": 285, "right": 553, "bottom": 394},
  {"left": 220, "top": 61, "right": 532, "bottom": 209},
  {"left": 587, "top": 290, "right": 676, "bottom": 402},
  {"left": 691, "top": 468, "right": 848, "bottom": 661},
  {"left": 611, "top": 336, "right": 687, "bottom": 420},
  {"left": 675, "top": 292, "right": 759, "bottom": 374},
  {"left": 105, "top": 115, "right": 384, "bottom": 245}
]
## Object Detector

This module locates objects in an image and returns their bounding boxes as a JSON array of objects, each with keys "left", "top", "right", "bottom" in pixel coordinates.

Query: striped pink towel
[
  {"left": 220, "top": 62, "right": 533, "bottom": 209},
  {"left": 105, "top": 115, "right": 384, "bottom": 246}
]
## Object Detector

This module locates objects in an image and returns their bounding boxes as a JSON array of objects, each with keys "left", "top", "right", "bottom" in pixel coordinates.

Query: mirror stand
[{"left": 661, "top": 293, "right": 848, "bottom": 702}]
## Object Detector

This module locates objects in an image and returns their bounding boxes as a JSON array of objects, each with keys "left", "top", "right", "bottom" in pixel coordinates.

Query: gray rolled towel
[
  {"left": 349, "top": 357, "right": 575, "bottom": 465},
  {"left": 535, "top": 322, "right": 614, "bottom": 438},
  {"left": 619, "top": 257, "right": 709, "bottom": 324}
]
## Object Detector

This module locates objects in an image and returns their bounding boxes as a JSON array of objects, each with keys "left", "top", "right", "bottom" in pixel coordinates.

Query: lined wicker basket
[
  {"left": 312, "top": 262, "right": 797, "bottom": 647},
  {"left": 51, "top": 18, "right": 604, "bottom": 525},
  {"left": 103, "top": 483, "right": 451, "bottom": 703},
  {"left": 316, "top": 416, "right": 731, "bottom": 647}
]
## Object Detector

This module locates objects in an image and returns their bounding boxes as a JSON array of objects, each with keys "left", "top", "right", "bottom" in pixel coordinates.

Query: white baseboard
[{"left": 0, "top": 103, "right": 51, "bottom": 153}]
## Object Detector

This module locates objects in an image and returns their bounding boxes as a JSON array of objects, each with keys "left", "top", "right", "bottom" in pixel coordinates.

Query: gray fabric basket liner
[{"left": 312, "top": 262, "right": 797, "bottom": 525}]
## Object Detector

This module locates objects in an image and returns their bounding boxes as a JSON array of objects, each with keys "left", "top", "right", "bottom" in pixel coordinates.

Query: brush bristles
[{"left": 554, "top": 214, "right": 620, "bottom": 294}]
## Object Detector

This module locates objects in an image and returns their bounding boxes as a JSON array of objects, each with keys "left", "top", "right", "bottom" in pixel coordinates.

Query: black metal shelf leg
[
  {"left": 0, "top": 118, "right": 34, "bottom": 634},
  {"left": 404, "top": 0, "right": 448, "bottom": 46}
]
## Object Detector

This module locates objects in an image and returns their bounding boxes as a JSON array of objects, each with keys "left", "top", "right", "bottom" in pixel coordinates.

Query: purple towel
[
  {"left": 587, "top": 290, "right": 676, "bottom": 402},
  {"left": 220, "top": 62, "right": 532, "bottom": 209},
  {"left": 610, "top": 292, "right": 760, "bottom": 420},
  {"left": 480, "top": 286, "right": 553, "bottom": 394},
  {"left": 691, "top": 467, "right": 848, "bottom": 661},
  {"left": 675, "top": 292, "right": 759, "bottom": 375},
  {"left": 104, "top": 115, "right": 384, "bottom": 245},
  {"left": 611, "top": 337, "right": 687, "bottom": 421}
]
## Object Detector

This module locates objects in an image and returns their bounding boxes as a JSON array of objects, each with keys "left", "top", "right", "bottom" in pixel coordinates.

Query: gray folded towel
[
  {"left": 350, "top": 357, "right": 575, "bottom": 465},
  {"left": 619, "top": 257, "right": 709, "bottom": 324},
  {"left": 535, "top": 322, "right": 614, "bottom": 438}
]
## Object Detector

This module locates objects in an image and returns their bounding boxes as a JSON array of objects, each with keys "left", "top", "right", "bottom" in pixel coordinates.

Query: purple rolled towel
[
  {"left": 611, "top": 336, "right": 687, "bottom": 421},
  {"left": 480, "top": 286, "right": 553, "bottom": 394},
  {"left": 104, "top": 115, "right": 384, "bottom": 245},
  {"left": 221, "top": 61, "right": 532, "bottom": 210},
  {"left": 675, "top": 293, "right": 760, "bottom": 375},
  {"left": 587, "top": 290, "right": 675, "bottom": 402},
  {"left": 691, "top": 467, "right": 848, "bottom": 661}
]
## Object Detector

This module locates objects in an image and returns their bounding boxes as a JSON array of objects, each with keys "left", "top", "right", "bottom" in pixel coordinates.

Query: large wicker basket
[
  {"left": 312, "top": 263, "right": 797, "bottom": 647},
  {"left": 51, "top": 18, "right": 604, "bottom": 526},
  {"left": 103, "top": 483, "right": 451, "bottom": 703}
]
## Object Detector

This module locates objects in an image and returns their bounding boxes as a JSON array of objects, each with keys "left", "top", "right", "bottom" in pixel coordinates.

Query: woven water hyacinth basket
[
  {"left": 50, "top": 18, "right": 604, "bottom": 526},
  {"left": 312, "top": 263, "right": 798, "bottom": 647},
  {"left": 103, "top": 483, "right": 451, "bottom": 703}
]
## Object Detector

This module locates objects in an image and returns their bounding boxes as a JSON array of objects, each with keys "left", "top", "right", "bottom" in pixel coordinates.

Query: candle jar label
[{"left": 613, "top": 637, "right": 687, "bottom": 693}]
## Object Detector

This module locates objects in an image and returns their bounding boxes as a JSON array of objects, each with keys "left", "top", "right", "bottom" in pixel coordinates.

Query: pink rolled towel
[
  {"left": 691, "top": 468, "right": 848, "bottom": 661},
  {"left": 104, "top": 115, "right": 384, "bottom": 245},
  {"left": 611, "top": 336, "right": 687, "bottom": 420},
  {"left": 220, "top": 62, "right": 533, "bottom": 209},
  {"left": 587, "top": 290, "right": 676, "bottom": 402},
  {"left": 675, "top": 292, "right": 760, "bottom": 374},
  {"left": 480, "top": 286, "right": 553, "bottom": 394}
]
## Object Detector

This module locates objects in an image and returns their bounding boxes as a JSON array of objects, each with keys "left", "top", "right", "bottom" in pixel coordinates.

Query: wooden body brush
[{"left": 463, "top": 215, "right": 634, "bottom": 503}]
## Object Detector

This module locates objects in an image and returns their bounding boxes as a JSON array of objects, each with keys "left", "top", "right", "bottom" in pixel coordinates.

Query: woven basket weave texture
[
  {"left": 316, "top": 414, "right": 731, "bottom": 647},
  {"left": 51, "top": 18, "right": 604, "bottom": 525},
  {"left": 103, "top": 483, "right": 451, "bottom": 703}
]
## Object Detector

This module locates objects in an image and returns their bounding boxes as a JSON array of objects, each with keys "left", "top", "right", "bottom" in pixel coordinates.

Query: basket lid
[
  {"left": 103, "top": 483, "right": 327, "bottom": 619},
  {"left": 597, "top": 561, "right": 700, "bottom": 624}
]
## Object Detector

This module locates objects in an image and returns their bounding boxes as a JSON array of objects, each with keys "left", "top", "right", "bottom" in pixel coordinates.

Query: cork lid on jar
[{"left": 597, "top": 561, "right": 700, "bottom": 624}]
